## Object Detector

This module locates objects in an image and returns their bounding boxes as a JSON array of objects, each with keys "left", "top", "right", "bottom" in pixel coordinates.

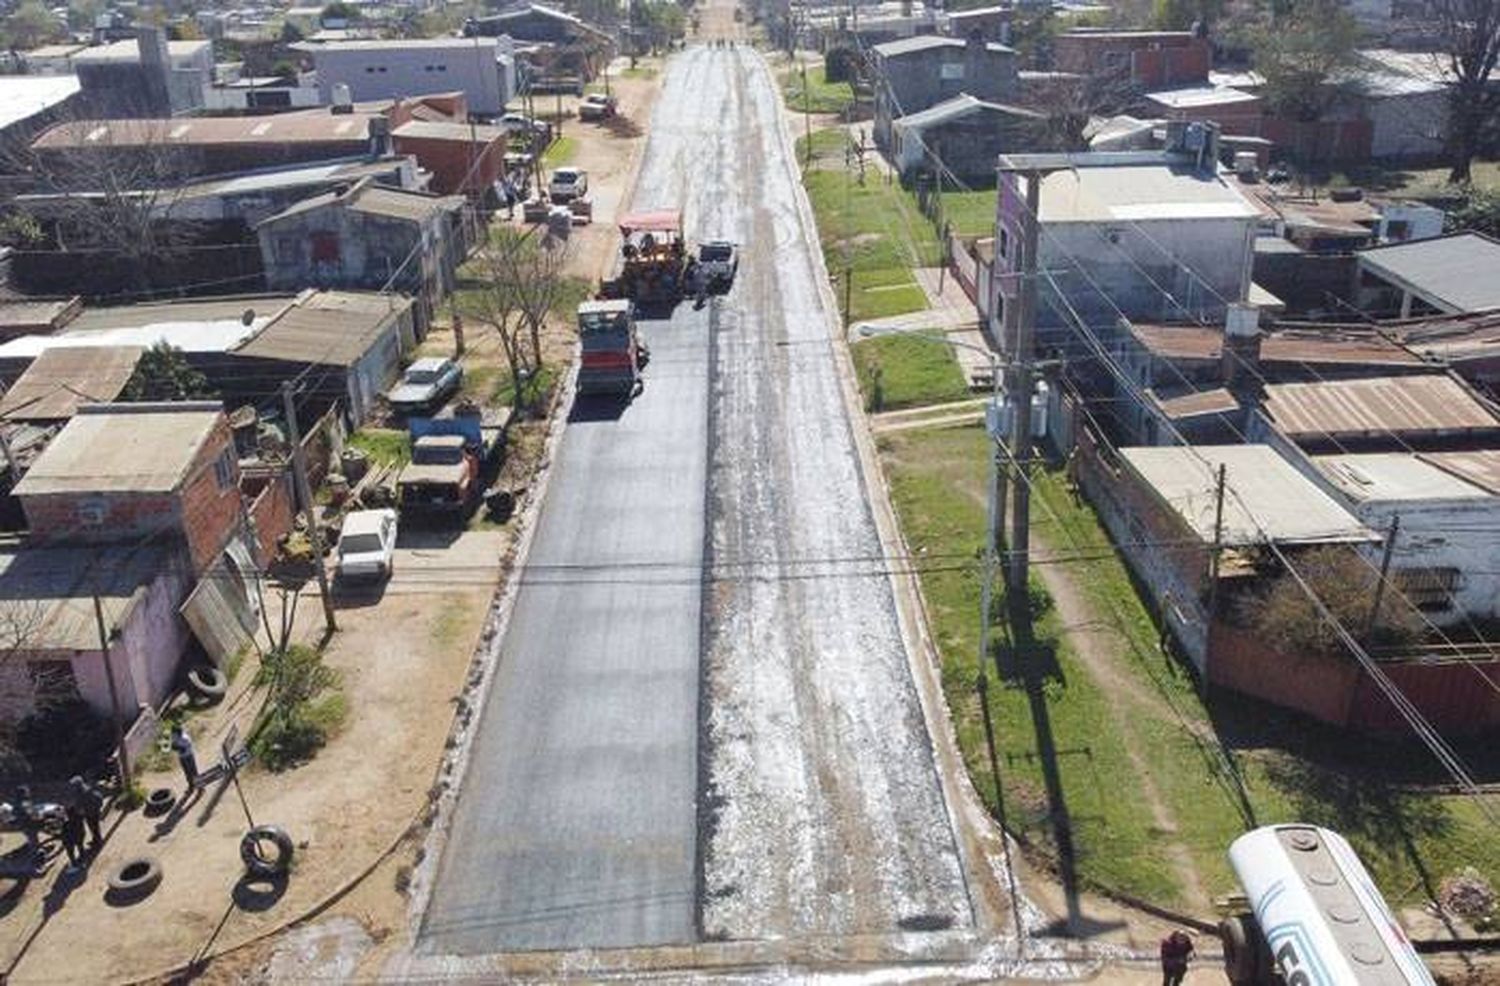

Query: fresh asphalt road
[{"left": 420, "top": 44, "right": 971, "bottom": 955}]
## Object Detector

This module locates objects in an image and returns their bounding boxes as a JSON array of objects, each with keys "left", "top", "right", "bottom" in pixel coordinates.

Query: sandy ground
[{"left": 0, "top": 533, "right": 502, "bottom": 985}]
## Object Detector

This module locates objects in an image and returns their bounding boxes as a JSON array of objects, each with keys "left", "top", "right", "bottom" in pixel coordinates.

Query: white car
[
  {"left": 335, "top": 509, "right": 397, "bottom": 582},
  {"left": 548, "top": 167, "right": 588, "bottom": 202}
]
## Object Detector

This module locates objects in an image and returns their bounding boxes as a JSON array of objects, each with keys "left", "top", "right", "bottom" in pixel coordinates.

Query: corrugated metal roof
[
  {"left": 1129, "top": 323, "right": 1421, "bottom": 366},
  {"left": 231, "top": 292, "right": 408, "bottom": 366},
  {"left": 873, "top": 34, "right": 1014, "bottom": 57},
  {"left": 0, "top": 544, "right": 165, "bottom": 651},
  {"left": 1358, "top": 232, "right": 1500, "bottom": 314},
  {"left": 14, "top": 403, "right": 222, "bottom": 496},
  {"left": 33, "top": 110, "right": 379, "bottom": 150},
  {"left": 1144, "top": 85, "right": 1260, "bottom": 110},
  {"left": 0, "top": 345, "right": 142, "bottom": 422},
  {"left": 71, "top": 39, "right": 210, "bottom": 63},
  {"left": 1121, "top": 444, "right": 1374, "bottom": 545},
  {"left": 1261, "top": 374, "right": 1500, "bottom": 441},
  {"left": 299, "top": 37, "right": 499, "bottom": 52},
  {"left": 1421, "top": 450, "right": 1500, "bottom": 495},
  {"left": 392, "top": 119, "right": 508, "bottom": 144},
  {"left": 1315, "top": 452, "right": 1492, "bottom": 502},
  {"left": 0, "top": 297, "right": 79, "bottom": 329},
  {"left": 258, "top": 179, "right": 461, "bottom": 226},
  {"left": 892, "top": 93, "right": 1041, "bottom": 131}
]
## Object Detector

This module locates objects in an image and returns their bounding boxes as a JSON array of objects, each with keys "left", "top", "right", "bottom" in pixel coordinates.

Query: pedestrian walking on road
[
  {"left": 13, "top": 785, "right": 41, "bottom": 869},
  {"left": 1160, "top": 929, "right": 1195, "bottom": 986},
  {"left": 59, "top": 805, "right": 85, "bottom": 868},
  {"left": 69, "top": 775, "right": 105, "bottom": 851},
  {"left": 169, "top": 725, "right": 198, "bottom": 789}
]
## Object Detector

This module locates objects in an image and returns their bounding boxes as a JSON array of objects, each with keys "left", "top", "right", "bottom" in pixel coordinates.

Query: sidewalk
[{"left": 853, "top": 265, "right": 997, "bottom": 389}]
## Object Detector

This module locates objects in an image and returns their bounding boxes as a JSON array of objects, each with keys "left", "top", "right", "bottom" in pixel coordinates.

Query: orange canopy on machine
[{"left": 619, "top": 210, "right": 682, "bottom": 234}]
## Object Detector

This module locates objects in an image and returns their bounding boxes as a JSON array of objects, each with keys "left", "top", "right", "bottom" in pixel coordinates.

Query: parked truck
[{"left": 397, "top": 400, "right": 512, "bottom": 517}]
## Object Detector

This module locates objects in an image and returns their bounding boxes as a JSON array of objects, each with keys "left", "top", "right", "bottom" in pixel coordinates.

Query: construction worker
[{"left": 1160, "top": 929, "right": 1195, "bottom": 986}]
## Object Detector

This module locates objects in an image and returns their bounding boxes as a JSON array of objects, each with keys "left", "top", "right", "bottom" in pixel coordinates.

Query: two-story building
[
  {"left": 0, "top": 404, "right": 261, "bottom": 725},
  {"left": 989, "top": 133, "right": 1261, "bottom": 356},
  {"left": 870, "top": 34, "right": 1020, "bottom": 153},
  {"left": 297, "top": 37, "right": 517, "bottom": 117}
]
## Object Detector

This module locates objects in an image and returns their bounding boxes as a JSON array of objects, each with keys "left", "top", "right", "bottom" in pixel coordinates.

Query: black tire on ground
[
  {"left": 107, "top": 857, "right": 162, "bottom": 901},
  {"left": 240, "top": 825, "right": 294, "bottom": 878},
  {"left": 1220, "top": 915, "right": 1258, "bottom": 985},
  {"left": 186, "top": 665, "right": 228, "bottom": 702},
  {"left": 143, "top": 787, "right": 176, "bottom": 816}
]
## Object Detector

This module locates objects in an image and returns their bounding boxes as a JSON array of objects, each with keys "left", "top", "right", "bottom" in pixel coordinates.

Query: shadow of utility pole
[{"left": 1003, "top": 589, "right": 1123, "bottom": 941}]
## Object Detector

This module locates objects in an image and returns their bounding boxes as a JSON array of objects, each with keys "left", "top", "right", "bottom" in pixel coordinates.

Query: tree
[
  {"left": 1447, "top": 182, "right": 1500, "bottom": 236},
  {"left": 1244, "top": 0, "right": 1363, "bottom": 122},
  {"left": 279, "top": 20, "right": 305, "bottom": 43},
  {"left": 320, "top": 1, "right": 361, "bottom": 23},
  {"left": 121, "top": 342, "right": 216, "bottom": 402},
  {"left": 0, "top": 601, "right": 73, "bottom": 774},
  {"left": 1245, "top": 546, "right": 1420, "bottom": 659},
  {"left": 3, "top": 0, "right": 64, "bottom": 49},
  {"left": 468, "top": 226, "right": 572, "bottom": 412},
  {"left": 1431, "top": 0, "right": 1500, "bottom": 183},
  {"left": 6, "top": 118, "right": 202, "bottom": 293}
]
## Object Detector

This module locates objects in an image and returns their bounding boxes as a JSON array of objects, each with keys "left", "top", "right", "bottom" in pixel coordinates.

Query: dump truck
[
  {"left": 600, "top": 210, "right": 694, "bottom": 306},
  {"left": 398, "top": 400, "right": 512, "bottom": 516},
  {"left": 576, "top": 299, "right": 644, "bottom": 397}
]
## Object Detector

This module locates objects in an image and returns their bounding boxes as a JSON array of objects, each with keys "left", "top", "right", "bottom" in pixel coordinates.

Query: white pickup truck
[{"left": 548, "top": 167, "right": 588, "bottom": 202}]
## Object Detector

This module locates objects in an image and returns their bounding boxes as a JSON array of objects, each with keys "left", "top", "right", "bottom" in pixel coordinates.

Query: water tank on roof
[{"left": 332, "top": 83, "right": 353, "bottom": 114}]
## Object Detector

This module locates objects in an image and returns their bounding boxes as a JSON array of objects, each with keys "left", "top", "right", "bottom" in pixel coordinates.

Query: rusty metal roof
[
  {"left": 1261, "top": 374, "right": 1500, "bottom": 442},
  {"left": 1129, "top": 322, "right": 1423, "bottom": 367},
  {"left": 0, "top": 345, "right": 142, "bottom": 423},
  {"left": 1421, "top": 450, "right": 1500, "bottom": 495},
  {"left": 13, "top": 402, "right": 222, "bottom": 496},
  {"left": 32, "top": 110, "right": 379, "bottom": 150}
]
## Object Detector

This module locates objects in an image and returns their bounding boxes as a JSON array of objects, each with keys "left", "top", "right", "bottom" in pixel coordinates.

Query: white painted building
[
  {"left": 297, "top": 37, "right": 517, "bottom": 117},
  {"left": 992, "top": 139, "right": 1261, "bottom": 354},
  {"left": 1308, "top": 451, "right": 1500, "bottom": 624}
]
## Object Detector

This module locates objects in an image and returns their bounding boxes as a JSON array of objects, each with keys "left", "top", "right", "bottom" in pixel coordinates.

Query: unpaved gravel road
[{"left": 419, "top": 43, "right": 971, "bottom": 957}]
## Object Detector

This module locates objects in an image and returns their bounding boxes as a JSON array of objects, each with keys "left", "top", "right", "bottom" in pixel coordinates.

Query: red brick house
[{"left": 1053, "top": 30, "right": 1211, "bottom": 90}]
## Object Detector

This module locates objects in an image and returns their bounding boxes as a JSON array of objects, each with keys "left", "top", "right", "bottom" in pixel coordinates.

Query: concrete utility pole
[
  {"left": 92, "top": 595, "right": 131, "bottom": 791},
  {"left": 1368, "top": 514, "right": 1400, "bottom": 639},
  {"left": 1007, "top": 167, "right": 1041, "bottom": 593},
  {"left": 281, "top": 381, "right": 337, "bottom": 635}
]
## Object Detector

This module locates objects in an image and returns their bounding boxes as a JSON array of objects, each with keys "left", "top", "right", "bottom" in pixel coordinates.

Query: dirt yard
[{"left": 0, "top": 531, "right": 501, "bottom": 985}]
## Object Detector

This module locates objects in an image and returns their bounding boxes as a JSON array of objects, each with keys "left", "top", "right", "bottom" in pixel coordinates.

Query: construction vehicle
[
  {"left": 600, "top": 210, "right": 694, "bottom": 306},
  {"left": 1218, "top": 824, "right": 1435, "bottom": 985},
  {"left": 576, "top": 299, "right": 645, "bottom": 397}
]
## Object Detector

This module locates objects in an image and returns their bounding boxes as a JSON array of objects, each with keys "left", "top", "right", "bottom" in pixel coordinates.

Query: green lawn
[
  {"left": 879, "top": 423, "right": 1500, "bottom": 912},
  {"left": 851, "top": 334, "right": 969, "bottom": 411},
  {"left": 936, "top": 188, "right": 998, "bottom": 238},
  {"left": 1309, "top": 160, "right": 1500, "bottom": 197},
  {"left": 541, "top": 135, "right": 576, "bottom": 169},
  {"left": 348, "top": 427, "right": 410, "bottom": 468},
  {"left": 781, "top": 63, "right": 855, "bottom": 114},
  {"left": 800, "top": 136, "right": 942, "bottom": 323}
]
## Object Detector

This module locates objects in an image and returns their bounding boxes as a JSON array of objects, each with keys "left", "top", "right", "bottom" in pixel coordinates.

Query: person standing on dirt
[
  {"left": 59, "top": 804, "right": 85, "bottom": 868},
  {"left": 169, "top": 725, "right": 198, "bottom": 789},
  {"left": 69, "top": 776, "right": 105, "bottom": 851},
  {"left": 1160, "top": 929, "right": 1195, "bottom": 986}
]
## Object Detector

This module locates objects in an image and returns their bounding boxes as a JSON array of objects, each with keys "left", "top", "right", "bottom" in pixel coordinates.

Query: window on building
[
  {"left": 275, "top": 234, "right": 300, "bottom": 263},
  {"left": 999, "top": 227, "right": 1010, "bottom": 259},
  {"left": 29, "top": 661, "right": 78, "bottom": 703},
  {"left": 77, "top": 498, "right": 106, "bottom": 527},
  {"left": 1394, "top": 567, "right": 1462, "bottom": 612},
  {"left": 214, "top": 448, "right": 235, "bottom": 490},
  {"left": 940, "top": 61, "right": 965, "bottom": 80},
  {"left": 311, "top": 231, "right": 340, "bottom": 263}
]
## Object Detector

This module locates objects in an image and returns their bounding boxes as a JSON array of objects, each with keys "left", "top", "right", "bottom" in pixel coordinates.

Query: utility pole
[
  {"left": 93, "top": 595, "right": 131, "bottom": 791},
  {"left": 1206, "top": 463, "right": 1227, "bottom": 629},
  {"left": 281, "top": 381, "right": 337, "bottom": 635},
  {"left": 1007, "top": 168, "right": 1041, "bottom": 594},
  {"left": 801, "top": 62, "right": 812, "bottom": 166},
  {"left": 1367, "top": 514, "right": 1400, "bottom": 639}
]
